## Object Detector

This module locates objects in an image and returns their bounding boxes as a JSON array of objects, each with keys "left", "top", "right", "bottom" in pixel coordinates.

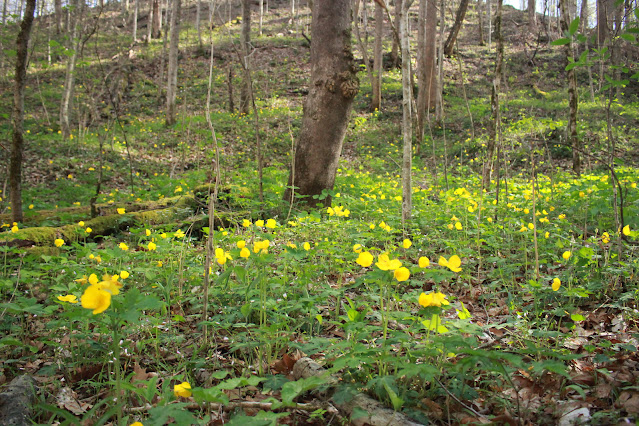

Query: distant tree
[
  {"left": 483, "top": 0, "right": 503, "bottom": 190},
  {"left": 166, "top": 0, "right": 180, "bottom": 126},
  {"left": 400, "top": 0, "right": 415, "bottom": 221},
  {"left": 54, "top": 0, "right": 62, "bottom": 33},
  {"left": 371, "top": 1, "right": 383, "bottom": 111},
  {"left": 240, "top": 0, "right": 251, "bottom": 115},
  {"left": 9, "top": 0, "right": 36, "bottom": 224},
  {"left": 444, "top": 0, "right": 470, "bottom": 56},
  {"left": 284, "top": 0, "right": 359, "bottom": 208},
  {"left": 60, "top": 0, "right": 81, "bottom": 139},
  {"left": 390, "top": 0, "right": 402, "bottom": 67},
  {"left": 560, "top": 0, "right": 580, "bottom": 175},
  {"left": 477, "top": 0, "right": 485, "bottom": 45},
  {"left": 132, "top": 0, "right": 139, "bottom": 41}
]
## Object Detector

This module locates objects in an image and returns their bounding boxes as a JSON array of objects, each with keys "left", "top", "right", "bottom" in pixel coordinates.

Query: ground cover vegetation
[{"left": 0, "top": 0, "right": 639, "bottom": 424}]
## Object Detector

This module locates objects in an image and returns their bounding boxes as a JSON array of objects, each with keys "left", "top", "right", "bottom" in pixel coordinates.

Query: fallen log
[
  {"left": 0, "top": 375, "right": 38, "bottom": 426},
  {"left": 292, "top": 357, "right": 425, "bottom": 426}
]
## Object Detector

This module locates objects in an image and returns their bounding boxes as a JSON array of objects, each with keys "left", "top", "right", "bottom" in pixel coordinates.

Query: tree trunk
[
  {"left": 165, "top": 0, "right": 180, "bottom": 126},
  {"left": 417, "top": 0, "right": 437, "bottom": 137},
  {"left": 390, "top": 0, "right": 402, "bottom": 67},
  {"left": 151, "top": 0, "right": 161, "bottom": 38},
  {"left": 444, "top": 0, "right": 470, "bottom": 56},
  {"left": 528, "top": 0, "right": 536, "bottom": 31},
  {"left": 559, "top": 0, "right": 580, "bottom": 175},
  {"left": 60, "top": 0, "right": 80, "bottom": 139},
  {"left": 487, "top": 0, "right": 492, "bottom": 48},
  {"left": 371, "top": 1, "right": 383, "bottom": 111},
  {"left": 478, "top": 0, "right": 485, "bottom": 45},
  {"left": 283, "top": 0, "right": 359, "bottom": 208},
  {"left": 259, "top": 0, "right": 264, "bottom": 35},
  {"left": 579, "top": 0, "right": 588, "bottom": 32},
  {"left": 240, "top": 0, "right": 251, "bottom": 115},
  {"left": 9, "top": 0, "right": 36, "bottom": 224},
  {"left": 596, "top": 0, "right": 610, "bottom": 45},
  {"left": 400, "top": 0, "right": 413, "bottom": 223},
  {"left": 196, "top": 0, "right": 202, "bottom": 47},
  {"left": 54, "top": 0, "right": 62, "bottom": 33},
  {"left": 482, "top": 0, "right": 503, "bottom": 190},
  {"left": 353, "top": 0, "right": 375, "bottom": 110},
  {"left": 132, "top": 0, "right": 139, "bottom": 41}
]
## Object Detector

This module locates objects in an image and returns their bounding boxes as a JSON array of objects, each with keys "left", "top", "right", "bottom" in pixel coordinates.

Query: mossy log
[
  {"left": 292, "top": 357, "right": 424, "bottom": 426},
  {"left": 0, "top": 185, "right": 247, "bottom": 248}
]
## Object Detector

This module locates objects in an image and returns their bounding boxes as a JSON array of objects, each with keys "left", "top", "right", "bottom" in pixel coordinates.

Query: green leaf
[
  {"left": 570, "top": 314, "right": 585, "bottom": 322},
  {"left": 551, "top": 38, "right": 570, "bottom": 46},
  {"left": 620, "top": 33, "right": 636, "bottom": 42},
  {"left": 569, "top": 17, "right": 580, "bottom": 36},
  {"left": 383, "top": 382, "right": 404, "bottom": 411},
  {"left": 280, "top": 375, "right": 326, "bottom": 405}
]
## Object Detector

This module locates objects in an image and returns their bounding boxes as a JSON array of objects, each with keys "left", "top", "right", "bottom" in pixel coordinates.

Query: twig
[
  {"left": 434, "top": 377, "right": 487, "bottom": 420},
  {"left": 124, "top": 400, "right": 338, "bottom": 414}
]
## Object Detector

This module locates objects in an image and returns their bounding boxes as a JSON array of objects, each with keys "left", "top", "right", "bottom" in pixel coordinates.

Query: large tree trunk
[
  {"left": 444, "top": 0, "right": 470, "bottom": 56},
  {"left": 165, "top": 0, "right": 180, "bottom": 126},
  {"left": 482, "top": 0, "right": 503, "bottom": 190},
  {"left": 579, "top": 0, "right": 588, "bottom": 32},
  {"left": 283, "top": 0, "right": 359, "bottom": 208},
  {"left": 132, "top": 0, "right": 139, "bottom": 41},
  {"left": 54, "top": 0, "right": 62, "bottom": 33},
  {"left": 416, "top": 0, "right": 437, "bottom": 142},
  {"left": 478, "top": 0, "right": 485, "bottom": 45},
  {"left": 151, "top": 0, "right": 161, "bottom": 38},
  {"left": 9, "top": 0, "right": 36, "bottom": 224},
  {"left": 196, "top": 0, "right": 202, "bottom": 47},
  {"left": 528, "top": 0, "right": 536, "bottom": 31},
  {"left": 239, "top": 0, "right": 251, "bottom": 115},
  {"left": 371, "top": 1, "right": 383, "bottom": 112},
  {"left": 596, "top": 0, "right": 610, "bottom": 45}
]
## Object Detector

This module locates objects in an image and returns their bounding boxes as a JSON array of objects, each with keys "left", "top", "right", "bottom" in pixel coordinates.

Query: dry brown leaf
[{"left": 56, "top": 386, "right": 91, "bottom": 415}]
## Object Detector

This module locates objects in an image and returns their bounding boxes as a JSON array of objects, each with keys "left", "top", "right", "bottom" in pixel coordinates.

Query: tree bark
[
  {"left": 482, "top": 0, "right": 503, "bottom": 190},
  {"left": 390, "top": 0, "right": 402, "bottom": 67},
  {"left": 240, "top": 0, "right": 251, "bottom": 115},
  {"left": 60, "top": 0, "right": 80, "bottom": 139},
  {"left": 9, "top": 0, "right": 36, "bottom": 224},
  {"left": 528, "top": 0, "right": 536, "bottom": 31},
  {"left": 444, "top": 0, "right": 470, "bottom": 56},
  {"left": 132, "top": 0, "right": 139, "bottom": 41},
  {"left": 54, "top": 0, "right": 62, "bottom": 33},
  {"left": 371, "top": 1, "right": 383, "bottom": 111},
  {"left": 478, "top": 0, "right": 485, "bottom": 45},
  {"left": 400, "top": 0, "right": 414, "bottom": 223},
  {"left": 560, "top": 0, "right": 580, "bottom": 175},
  {"left": 416, "top": 0, "right": 437, "bottom": 140},
  {"left": 196, "top": 0, "right": 202, "bottom": 47},
  {"left": 579, "top": 0, "right": 588, "bottom": 32},
  {"left": 165, "top": 0, "right": 180, "bottom": 126},
  {"left": 283, "top": 0, "right": 359, "bottom": 208},
  {"left": 151, "top": 0, "right": 161, "bottom": 38}
]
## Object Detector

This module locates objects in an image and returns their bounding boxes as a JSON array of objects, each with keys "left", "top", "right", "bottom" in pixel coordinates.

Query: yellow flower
[
  {"left": 353, "top": 244, "right": 362, "bottom": 253},
  {"left": 120, "top": 271, "right": 130, "bottom": 279},
  {"left": 119, "top": 242, "right": 129, "bottom": 251},
  {"left": 376, "top": 254, "right": 402, "bottom": 271},
  {"left": 528, "top": 223, "right": 534, "bottom": 230},
  {"left": 237, "top": 240, "right": 246, "bottom": 249},
  {"left": 255, "top": 220, "right": 265, "bottom": 227},
  {"left": 402, "top": 239, "right": 412, "bottom": 249},
  {"left": 130, "top": 422, "right": 144, "bottom": 426},
  {"left": 81, "top": 285, "right": 112, "bottom": 314},
  {"left": 418, "top": 256, "right": 430, "bottom": 268},
  {"left": 562, "top": 251, "right": 571, "bottom": 260},
  {"left": 253, "top": 240, "right": 270, "bottom": 253},
  {"left": 419, "top": 292, "right": 450, "bottom": 307},
  {"left": 67, "top": 174, "right": 73, "bottom": 179},
  {"left": 85, "top": 227, "right": 92, "bottom": 234},
  {"left": 623, "top": 225, "right": 631, "bottom": 236},
  {"left": 544, "top": 231, "right": 550, "bottom": 239},
  {"left": 174, "top": 381, "right": 192, "bottom": 398},
  {"left": 487, "top": 217, "right": 493, "bottom": 223},
  {"left": 88, "top": 274, "right": 99, "bottom": 285},
  {"left": 57, "top": 295, "right": 78, "bottom": 303},
  {"left": 157, "top": 261, "right": 163, "bottom": 267},
  {"left": 447, "top": 224, "right": 454, "bottom": 230},
  {"left": 161, "top": 233, "right": 167, "bottom": 239},
  {"left": 28, "top": 204, "right": 34, "bottom": 209},
  {"left": 265, "top": 219, "right": 277, "bottom": 229},
  {"left": 356, "top": 251, "right": 374, "bottom": 267},
  {"left": 148, "top": 242, "right": 157, "bottom": 251},
  {"left": 97, "top": 275, "right": 123, "bottom": 295},
  {"left": 602, "top": 232, "right": 610, "bottom": 244},
  {"left": 552, "top": 278, "right": 561, "bottom": 291},
  {"left": 438, "top": 255, "right": 462, "bottom": 272},
  {"left": 11, "top": 225, "right": 19, "bottom": 233},
  {"left": 117, "top": 208, "right": 126, "bottom": 214},
  {"left": 54, "top": 238, "right": 65, "bottom": 247},
  {"left": 146, "top": 229, "right": 151, "bottom": 236},
  {"left": 558, "top": 214, "right": 566, "bottom": 220},
  {"left": 327, "top": 207, "right": 335, "bottom": 216},
  {"left": 303, "top": 242, "right": 311, "bottom": 251},
  {"left": 174, "top": 229, "right": 185, "bottom": 239},
  {"left": 78, "top": 221, "right": 85, "bottom": 227},
  {"left": 394, "top": 267, "right": 410, "bottom": 282},
  {"left": 240, "top": 247, "right": 250, "bottom": 258},
  {"left": 455, "top": 222, "right": 463, "bottom": 230},
  {"left": 524, "top": 208, "right": 530, "bottom": 214},
  {"left": 242, "top": 219, "right": 251, "bottom": 227}
]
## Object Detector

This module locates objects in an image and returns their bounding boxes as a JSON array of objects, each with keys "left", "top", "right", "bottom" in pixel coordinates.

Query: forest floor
[{"left": 1, "top": 1, "right": 639, "bottom": 425}]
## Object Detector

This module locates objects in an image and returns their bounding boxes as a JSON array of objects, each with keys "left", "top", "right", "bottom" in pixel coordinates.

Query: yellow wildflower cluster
[{"left": 327, "top": 206, "right": 350, "bottom": 217}]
